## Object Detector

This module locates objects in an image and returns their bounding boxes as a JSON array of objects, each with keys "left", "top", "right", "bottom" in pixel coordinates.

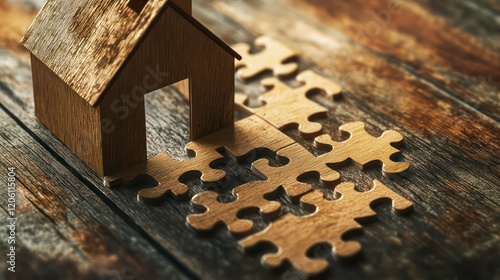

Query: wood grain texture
[
  {"left": 105, "top": 115, "right": 296, "bottom": 205},
  {"left": 1, "top": 52, "right": 301, "bottom": 278},
  {"left": 287, "top": 0, "right": 500, "bottom": 121},
  {"left": 31, "top": 54, "right": 105, "bottom": 175},
  {"left": 236, "top": 70, "right": 342, "bottom": 138},
  {"left": 0, "top": 0, "right": 499, "bottom": 279},
  {"left": 187, "top": 142, "right": 337, "bottom": 235},
  {"left": 21, "top": 0, "right": 238, "bottom": 106},
  {"left": 187, "top": 118, "right": 410, "bottom": 239},
  {"left": 173, "top": 79, "right": 191, "bottom": 100},
  {"left": 0, "top": 107, "right": 189, "bottom": 280},
  {"left": 99, "top": 5, "right": 236, "bottom": 175},
  {"left": 233, "top": 36, "right": 299, "bottom": 80},
  {"left": 22, "top": 0, "right": 169, "bottom": 105},
  {"left": 314, "top": 122, "right": 410, "bottom": 177},
  {"left": 28, "top": 1, "right": 238, "bottom": 175},
  {"left": 173, "top": 0, "right": 192, "bottom": 14},
  {"left": 240, "top": 180, "right": 413, "bottom": 276}
]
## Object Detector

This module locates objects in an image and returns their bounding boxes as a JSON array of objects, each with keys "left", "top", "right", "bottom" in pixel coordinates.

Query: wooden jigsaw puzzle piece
[
  {"left": 236, "top": 70, "right": 342, "bottom": 138},
  {"left": 240, "top": 180, "right": 413, "bottom": 276},
  {"left": 186, "top": 115, "right": 296, "bottom": 171},
  {"left": 315, "top": 122, "right": 410, "bottom": 177},
  {"left": 104, "top": 151, "right": 225, "bottom": 205},
  {"left": 233, "top": 36, "right": 299, "bottom": 80},
  {"left": 188, "top": 181, "right": 282, "bottom": 235},
  {"left": 256, "top": 143, "right": 341, "bottom": 195},
  {"left": 188, "top": 142, "right": 342, "bottom": 235},
  {"left": 105, "top": 115, "right": 295, "bottom": 205}
]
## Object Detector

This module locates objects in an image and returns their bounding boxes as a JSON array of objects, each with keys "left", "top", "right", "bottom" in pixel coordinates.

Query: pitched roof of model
[{"left": 22, "top": 0, "right": 240, "bottom": 106}]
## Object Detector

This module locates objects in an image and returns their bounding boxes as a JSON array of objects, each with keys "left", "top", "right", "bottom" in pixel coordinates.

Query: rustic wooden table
[{"left": 1, "top": 0, "right": 499, "bottom": 279}]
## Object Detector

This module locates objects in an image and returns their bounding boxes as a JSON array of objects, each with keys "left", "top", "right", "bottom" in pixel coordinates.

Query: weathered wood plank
[
  {"left": 1, "top": 50, "right": 289, "bottom": 279},
  {"left": 303, "top": 0, "right": 500, "bottom": 121},
  {"left": 0, "top": 0, "right": 499, "bottom": 279},
  {"left": 142, "top": 1, "right": 500, "bottom": 278},
  {"left": 0, "top": 107, "right": 190, "bottom": 279},
  {"left": 208, "top": 0, "right": 500, "bottom": 122},
  {"left": 416, "top": 0, "right": 500, "bottom": 49}
]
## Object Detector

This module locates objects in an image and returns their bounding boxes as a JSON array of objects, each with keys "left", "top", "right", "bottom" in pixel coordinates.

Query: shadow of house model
[{"left": 21, "top": 0, "right": 241, "bottom": 176}]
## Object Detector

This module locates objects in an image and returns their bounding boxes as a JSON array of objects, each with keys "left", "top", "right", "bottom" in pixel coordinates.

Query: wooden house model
[{"left": 21, "top": 0, "right": 241, "bottom": 176}]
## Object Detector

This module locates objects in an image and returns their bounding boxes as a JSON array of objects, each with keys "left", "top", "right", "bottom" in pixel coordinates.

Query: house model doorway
[{"left": 21, "top": 0, "right": 241, "bottom": 175}]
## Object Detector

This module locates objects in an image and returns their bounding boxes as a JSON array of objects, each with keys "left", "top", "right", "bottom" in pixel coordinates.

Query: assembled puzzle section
[
  {"left": 240, "top": 180, "right": 413, "bottom": 276},
  {"left": 314, "top": 122, "right": 410, "bottom": 177},
  {"left": 231, "top": 36, "right": 412, "bottom": 276},
  {"left": 187, "top": 143, "right": 340, "bottom": 235},
  {"left": 236, "top": 70, "right": 342, "bottom": 138},
  {"left": 106, "top": 35, "right": 413, "bottom": 277},
  {"left": 105, "top": 115, "right": 295, "bottom": 204},
  {"left": 187, "top": 122, "right": 410, "bottom": 236}
]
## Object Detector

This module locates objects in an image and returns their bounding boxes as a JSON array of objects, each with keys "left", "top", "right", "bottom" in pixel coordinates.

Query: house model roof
[{"left": 22, "top": 0, "right": 240, "bottom": 106}]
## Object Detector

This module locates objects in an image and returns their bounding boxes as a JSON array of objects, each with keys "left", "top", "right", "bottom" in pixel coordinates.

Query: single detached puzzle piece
[
  {"left": 236, "top": 70, "right": 342, "bottom": 138},
  {"left": 104, "top": 150, "right": 225, "bottom": 205},
  {"left": 314, "top": 122, "right": 409, "bottom": 177},
  {"left": 240, "top": 180, "right": 413, "bottom": 276},
  {"left": 105, "top": 115, "right": 295, "bottom": 205},
  {"left": 233, "top": 36, "right": 299, "bottom": 80},
  {"left": 188, "top": 143, "right": 339, "bottom": 235}
]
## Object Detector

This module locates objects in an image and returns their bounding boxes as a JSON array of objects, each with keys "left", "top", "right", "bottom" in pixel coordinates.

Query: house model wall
[{"left": 21, "top": 0, "right": 241, "bottom": 176}]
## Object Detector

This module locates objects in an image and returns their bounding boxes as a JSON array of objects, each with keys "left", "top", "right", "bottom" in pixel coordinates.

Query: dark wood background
[{"left": 0, "top": 0, "right": 498, "bottom": 279}]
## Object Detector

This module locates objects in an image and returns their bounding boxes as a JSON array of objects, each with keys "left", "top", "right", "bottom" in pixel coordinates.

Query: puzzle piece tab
[
  {"left": 104, "top": 115, "right": 295, "bottom": 204},
  {"left": 315, "top": 122, "right": 409, "bottom": 177},
  {"left": 233, "top": 36, "right": 299, "bottom": 80},
  {"left": 187, "top": 143, "right": 339, "bottom": 235},
  {"left": 239, "top": 180, "right": 413, "bottom": 276},
  {"left": 188, "top": 182, "right": 283, "bottom": 235},
  {"left": 236, "top": 70, "right": 342, "bottom": 138},
  {"left": 103, "top": 150, "right": 224, "bottom": 205}
]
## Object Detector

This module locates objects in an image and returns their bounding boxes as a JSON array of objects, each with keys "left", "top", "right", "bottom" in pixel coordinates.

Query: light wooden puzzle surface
[
  {"left": 314, "top": 122, "right": 410, "bottom": 177},
  {"left": 105, "top": 115, "right": 294, "bottom": 204},
  {"left": 236, "top": 70, "right": 342, "bottom": 138},
  {"left": 240, "top": 180, "right": 413, "bottom": 275},
  {"left": 3, "top": 1, "right": 498, "bottom": 278},
  {"left": 233, "top": 36, "right": 299, "bottom": 80},
  {"left": 105, "top": 36, "right": 413, "bottom": 276}
]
